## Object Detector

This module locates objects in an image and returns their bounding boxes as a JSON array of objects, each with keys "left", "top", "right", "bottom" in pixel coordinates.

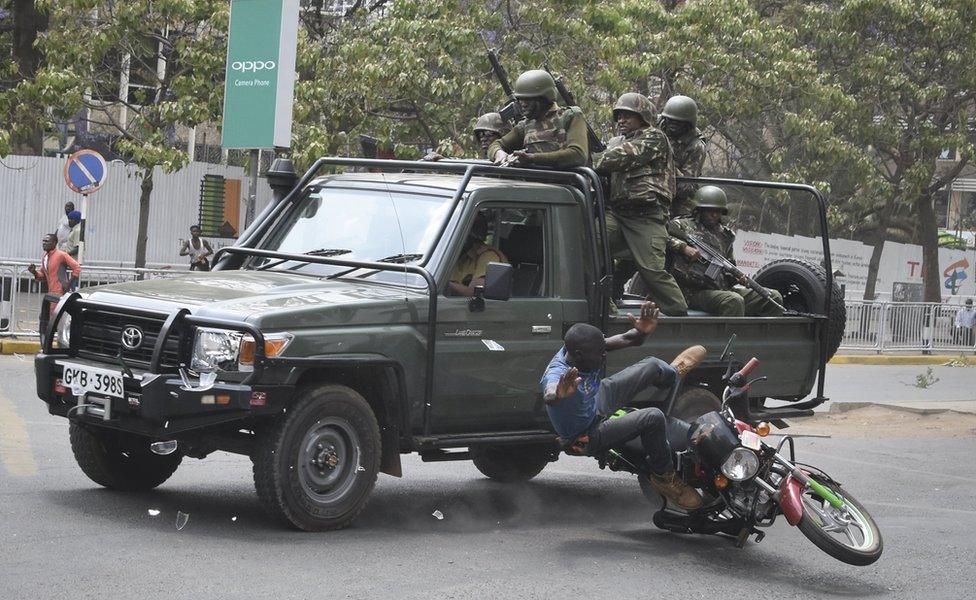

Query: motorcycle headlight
[
  {"left": 55, "top": 313, "right": 72, "bottom": 348},
  {"left": 721, "top": 447, "right": 760, "bottom": 481},
  {"left": 191, "top": 327, "right": 243, "bottom": 373}
]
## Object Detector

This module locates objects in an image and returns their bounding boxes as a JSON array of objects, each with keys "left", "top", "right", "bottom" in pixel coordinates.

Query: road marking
[{"left": 0, "top": 388, "right": 38, "bottom": 476}]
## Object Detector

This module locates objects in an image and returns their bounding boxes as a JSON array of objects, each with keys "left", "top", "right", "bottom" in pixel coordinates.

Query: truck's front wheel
[
  {"left": 252, "top": 384, "right": 381, "bottom": 531},
  {"left": 69, "top": 423, "right": 182, "bottom": 491},
  {"left": 471, "top": 444, "right": 551, "bottom": 482}
]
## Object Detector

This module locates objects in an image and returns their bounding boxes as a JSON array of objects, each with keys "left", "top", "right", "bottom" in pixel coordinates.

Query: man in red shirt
[{"left": 28, "top": 233, "right": 81, "bottom": 342}]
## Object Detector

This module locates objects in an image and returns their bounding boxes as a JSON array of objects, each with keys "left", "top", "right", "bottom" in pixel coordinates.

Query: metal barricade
[
  {"left": 839, "top": 301, "right": 885, "bottom": 351},
  {"left": 882, "top": 302, "right": 934, "bottom": 351},
  {"left": 0, "top": 260, "right": 188, "bottom": 337},
  {"left": 930, "top": 303, "right": 976, "bottom": 352},
  {"left": 839, "top": 300, "right": 976, "bottom": 353}
]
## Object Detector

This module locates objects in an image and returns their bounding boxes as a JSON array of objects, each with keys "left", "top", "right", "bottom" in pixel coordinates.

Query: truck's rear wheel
[
  {"left": 670, "top": 387, "right": 721, "bottom": 422},
  {"left": 252, "top": 384, "right": 381, "bottom": 531},
  {"left": 754, "top": 258, "right": 846, "bottom": 360},
  {"left": 69, "top": 422, "right": 182, "bottom": 491},
  {"left": 471, "top": 444, "right": 550, "bottom": 482}
]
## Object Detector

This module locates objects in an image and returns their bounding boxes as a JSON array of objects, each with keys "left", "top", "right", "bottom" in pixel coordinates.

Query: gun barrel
[{"left": 487, "top": 49, "right": 516, "bottom": 99}]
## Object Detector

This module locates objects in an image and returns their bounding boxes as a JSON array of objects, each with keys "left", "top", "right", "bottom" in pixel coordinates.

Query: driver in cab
[{"left": 447, "top": 213, "right": 508, "bottom": 296}]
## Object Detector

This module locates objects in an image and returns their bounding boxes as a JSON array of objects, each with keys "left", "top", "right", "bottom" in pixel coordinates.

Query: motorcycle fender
[{"left": 779, "top": 475, "right": 804, "bottom": 526}]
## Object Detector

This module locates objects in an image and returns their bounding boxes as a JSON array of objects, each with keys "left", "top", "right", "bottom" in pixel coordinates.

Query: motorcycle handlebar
[{"left": 737, "top": 357, "right": 760, "bottom": 379}]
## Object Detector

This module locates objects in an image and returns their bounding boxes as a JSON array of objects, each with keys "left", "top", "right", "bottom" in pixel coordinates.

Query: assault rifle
[
  {"left": 544, "top": 63, "right": 606, "bottom": 153},
  {"left": 685, "top": 232, "right": 787, "bottom": 313},
  {"left": 486, "top": 47, "right": 522, "bottom": 124}
]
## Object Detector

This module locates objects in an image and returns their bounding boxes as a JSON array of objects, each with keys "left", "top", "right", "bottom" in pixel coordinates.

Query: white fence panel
[{"left": 0, "top": 155, "right": 272, "bottom": 267}]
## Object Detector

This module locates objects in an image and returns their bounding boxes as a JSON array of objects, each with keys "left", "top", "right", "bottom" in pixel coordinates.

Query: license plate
[
  {"left": 58, "top": 361, "right": 125, "bottom": 399},
  {"left": 740, "top": 429, "right": 762, "bottom": 450}
]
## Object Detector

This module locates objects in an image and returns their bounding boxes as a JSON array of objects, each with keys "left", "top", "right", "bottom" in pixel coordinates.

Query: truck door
[{"left": 431, "top": 205, "right": 563, "bottom": 433}]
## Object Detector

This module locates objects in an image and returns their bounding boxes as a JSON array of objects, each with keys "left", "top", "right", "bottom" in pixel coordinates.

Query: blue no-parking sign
[{"left": 63, "top": 149, "right": 107, "bottom": 195}]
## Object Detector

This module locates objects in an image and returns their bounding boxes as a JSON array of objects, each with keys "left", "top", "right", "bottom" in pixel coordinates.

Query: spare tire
[{"left": 754, "top": 258, "right": 846, "bottom": 360}]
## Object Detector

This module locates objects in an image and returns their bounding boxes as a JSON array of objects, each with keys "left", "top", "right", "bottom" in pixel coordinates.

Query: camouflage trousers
[
  {"left": 606, "top": 211, "right": 688, "bottom": 316},
  {"left": 685, "top": 287, "right": 784, "bottom": 317}
]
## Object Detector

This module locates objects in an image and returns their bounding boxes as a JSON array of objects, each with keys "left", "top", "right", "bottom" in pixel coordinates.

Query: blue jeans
[{"left": 585, "top": 357, "right": 687, "bottom": 475}]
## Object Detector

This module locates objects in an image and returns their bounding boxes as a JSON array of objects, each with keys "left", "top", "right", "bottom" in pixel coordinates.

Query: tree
[
  {"left": 0, "top": 0, "right": 50, "bottom": 154},
  {"left": 35, "top": 0, "right": 227, "bottom": 267},
  {"left": 793, "top": 0, "right": 976, "bottom": 301}
]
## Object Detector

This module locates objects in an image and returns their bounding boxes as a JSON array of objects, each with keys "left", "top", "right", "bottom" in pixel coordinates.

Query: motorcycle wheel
[{"left": 796, "top": 474, "right": 883, "bottom": 566}]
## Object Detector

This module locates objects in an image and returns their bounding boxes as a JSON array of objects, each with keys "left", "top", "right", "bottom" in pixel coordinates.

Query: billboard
[{"left": 221, "top": 0, "right": 300, "bottom": 149}]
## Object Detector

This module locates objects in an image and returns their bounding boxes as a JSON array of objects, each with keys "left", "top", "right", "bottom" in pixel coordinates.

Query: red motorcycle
[{"left": 597, "top": 338, "right": 883, "bottom": 566}]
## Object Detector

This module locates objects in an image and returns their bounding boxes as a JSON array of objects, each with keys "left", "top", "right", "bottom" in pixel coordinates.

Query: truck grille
[{"left": 74, "top": 310, "right": 184, "bottom": 369}]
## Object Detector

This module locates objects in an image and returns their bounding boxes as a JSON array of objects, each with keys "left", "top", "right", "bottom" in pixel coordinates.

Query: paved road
[{"left": 1, "top": 355, "right": 974, "bottom": 599}]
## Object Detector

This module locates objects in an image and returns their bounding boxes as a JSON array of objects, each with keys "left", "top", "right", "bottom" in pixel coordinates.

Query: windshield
[{"left": 253, "top": 184, "right": 454, "bottom": 280}]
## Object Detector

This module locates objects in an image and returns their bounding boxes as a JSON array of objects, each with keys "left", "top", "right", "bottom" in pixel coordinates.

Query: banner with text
[
  {"left": 221, "top": 0, "right": 299, "bottom": 149},
  {"left": 733, "top": 230, "right": 976, "bottom": 302}
]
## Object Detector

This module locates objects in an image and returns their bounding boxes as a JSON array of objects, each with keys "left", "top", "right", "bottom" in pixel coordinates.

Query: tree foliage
[
  {"left": 2, "top": 0, "right": 973, "bottom": 296},
  {"left": 26, "top": 0, "right": 228, "bottom": 267}
]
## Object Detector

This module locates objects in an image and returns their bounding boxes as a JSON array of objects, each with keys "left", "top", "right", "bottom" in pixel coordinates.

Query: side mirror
[{"left": 483, "top": 262, "right": 513, "bottom": 301}]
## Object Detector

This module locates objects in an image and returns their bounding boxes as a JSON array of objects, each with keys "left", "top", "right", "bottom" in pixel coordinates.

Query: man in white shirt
[
  {"left": 954, "top": 299, "right": 975, "bottom": 347},
  {"left": 55, "top": 201, "right": 75, "bottom": 247},
  {"left": 57, "top": 211, "right": 82, "bottom": 258}
]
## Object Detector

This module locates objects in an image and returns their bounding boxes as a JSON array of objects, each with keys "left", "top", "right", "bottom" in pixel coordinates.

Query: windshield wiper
[
  {"left": 376, "top": 252, "right": 423, "bottom": 264},
  {"left": 255, "top": 248, "right": 352, "bottom": 271},
  {"left": 327, "top": 253, "right": 423, "bottom": 280}
]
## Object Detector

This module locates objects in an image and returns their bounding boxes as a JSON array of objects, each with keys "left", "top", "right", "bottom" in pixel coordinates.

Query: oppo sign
[
  {"left": 231, "top": 60, "right": 277, "bottom": 73},
  {"left": 222, "top": 0, "right": 299, "bottom": 149}
]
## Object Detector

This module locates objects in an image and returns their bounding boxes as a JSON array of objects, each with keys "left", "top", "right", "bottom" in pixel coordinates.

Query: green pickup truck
[{"left": 35, "top": 158, "right": 844, "bottom": 531}]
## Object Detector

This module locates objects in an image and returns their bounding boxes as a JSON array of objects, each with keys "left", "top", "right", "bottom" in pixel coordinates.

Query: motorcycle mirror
[{"left": 720, "top": 334, "right": 737, "bottom": 362}]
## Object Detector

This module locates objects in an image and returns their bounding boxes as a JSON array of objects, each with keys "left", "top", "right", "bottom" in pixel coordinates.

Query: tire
[
  {"left": 252, "top": 384, "right": 381, "bottom": 531},
  {"left": 754, "top": 258, "right": 846, "bottom": 360},
  {"left": 69, "top": 422, "right": 182, "bottom": 491},
  {"left": 670, "top": 387, "right": 721, "bottom": 422},
  {"left": 471, "top": 444, "right": 550, "bottom": 483},
  {"left": 797, "top": 474, "right": 883, "bottom": 566}
]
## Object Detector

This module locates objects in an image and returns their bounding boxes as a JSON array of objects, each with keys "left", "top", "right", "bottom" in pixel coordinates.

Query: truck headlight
[
  {"left": 720, "top": 447, "right": 760, "bottom": 481},
  {"left": 191, "top": 327, "right": 243, "bottom": 372},
  {"left": 55, "top": 313, "right": 72, "bottom": 348}
]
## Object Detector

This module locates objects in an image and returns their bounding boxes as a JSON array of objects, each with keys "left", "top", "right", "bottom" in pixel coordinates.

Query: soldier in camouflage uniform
[
  {"left": 488, "top": 70, "right": 588, "bottom": 168},
  {"left": 593, "top": 93, "right": 688, "bottom": 316},
  {"left": 423, "top": 112, "right": 511, "bottom": 161},
  {"left": 659, "top": 95, "right": 707, "bottom": 218},
  {"left": 667, "top": 186, "right": 784, "bottom": 317}
]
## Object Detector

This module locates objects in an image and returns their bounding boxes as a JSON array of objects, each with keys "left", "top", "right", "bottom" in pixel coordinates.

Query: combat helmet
[
  {"left": 693, "top": 186, "right": 728, "bottom": 214},
  {"left": 473, "top": 112, "right": 511, "bottom": 136},
  {"left": 513, "top": 69, "right": 558, "bottom": 102},
  {"left": 661, "top": 95, "right": 698, "bottom": 125},
  {"left": 612, "top": 92, "right": 654, "bottom": 126}
]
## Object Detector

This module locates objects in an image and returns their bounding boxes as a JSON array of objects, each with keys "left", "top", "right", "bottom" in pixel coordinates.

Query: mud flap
[{"left": 780, "top": 474, "right": 804, "bottom": 526}]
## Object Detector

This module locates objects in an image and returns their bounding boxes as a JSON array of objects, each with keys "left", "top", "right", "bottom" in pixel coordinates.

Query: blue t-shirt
[{"left": 539, "top": 347, "right": 603, "bottom": 439}]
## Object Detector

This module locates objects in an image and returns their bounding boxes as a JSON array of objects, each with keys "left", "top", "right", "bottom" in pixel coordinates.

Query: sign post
[
  {"left": 63, "top": 149, "right": 108, "bottom": 264},
  {"left": 221, "top": 0, "right": 300, "bottom": 228}
]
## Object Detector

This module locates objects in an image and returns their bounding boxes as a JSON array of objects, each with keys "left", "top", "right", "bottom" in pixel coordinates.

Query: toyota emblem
[{"left": 121, "top": 326, "right": 144, "bottom": 350}]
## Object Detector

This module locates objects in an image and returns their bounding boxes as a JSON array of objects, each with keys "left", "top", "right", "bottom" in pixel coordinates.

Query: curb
[
  {"left": 828, "top": 401, "right": 976, "bottom": 416},
  {"left": 0, "top": 339, "right": 41, "bottom": 355},
  {"left": 830, "top": 355, "right": 976, "bottom": 366}
]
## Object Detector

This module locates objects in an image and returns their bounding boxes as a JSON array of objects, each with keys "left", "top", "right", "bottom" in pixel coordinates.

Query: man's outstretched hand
[
  {"left": 629, "top": 301, "right": 660, "bottom": 336},
  {"left": 556, "top": 366, "right": 581, "bottom": 400}
]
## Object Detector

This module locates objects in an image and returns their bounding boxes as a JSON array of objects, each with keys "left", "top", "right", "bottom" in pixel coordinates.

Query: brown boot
[
  {"left": 670, "top": 345, "right": 707, "bottom": 378},
  {"left": 648, "top": 470, "right": 703, "bottom": 510}
]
